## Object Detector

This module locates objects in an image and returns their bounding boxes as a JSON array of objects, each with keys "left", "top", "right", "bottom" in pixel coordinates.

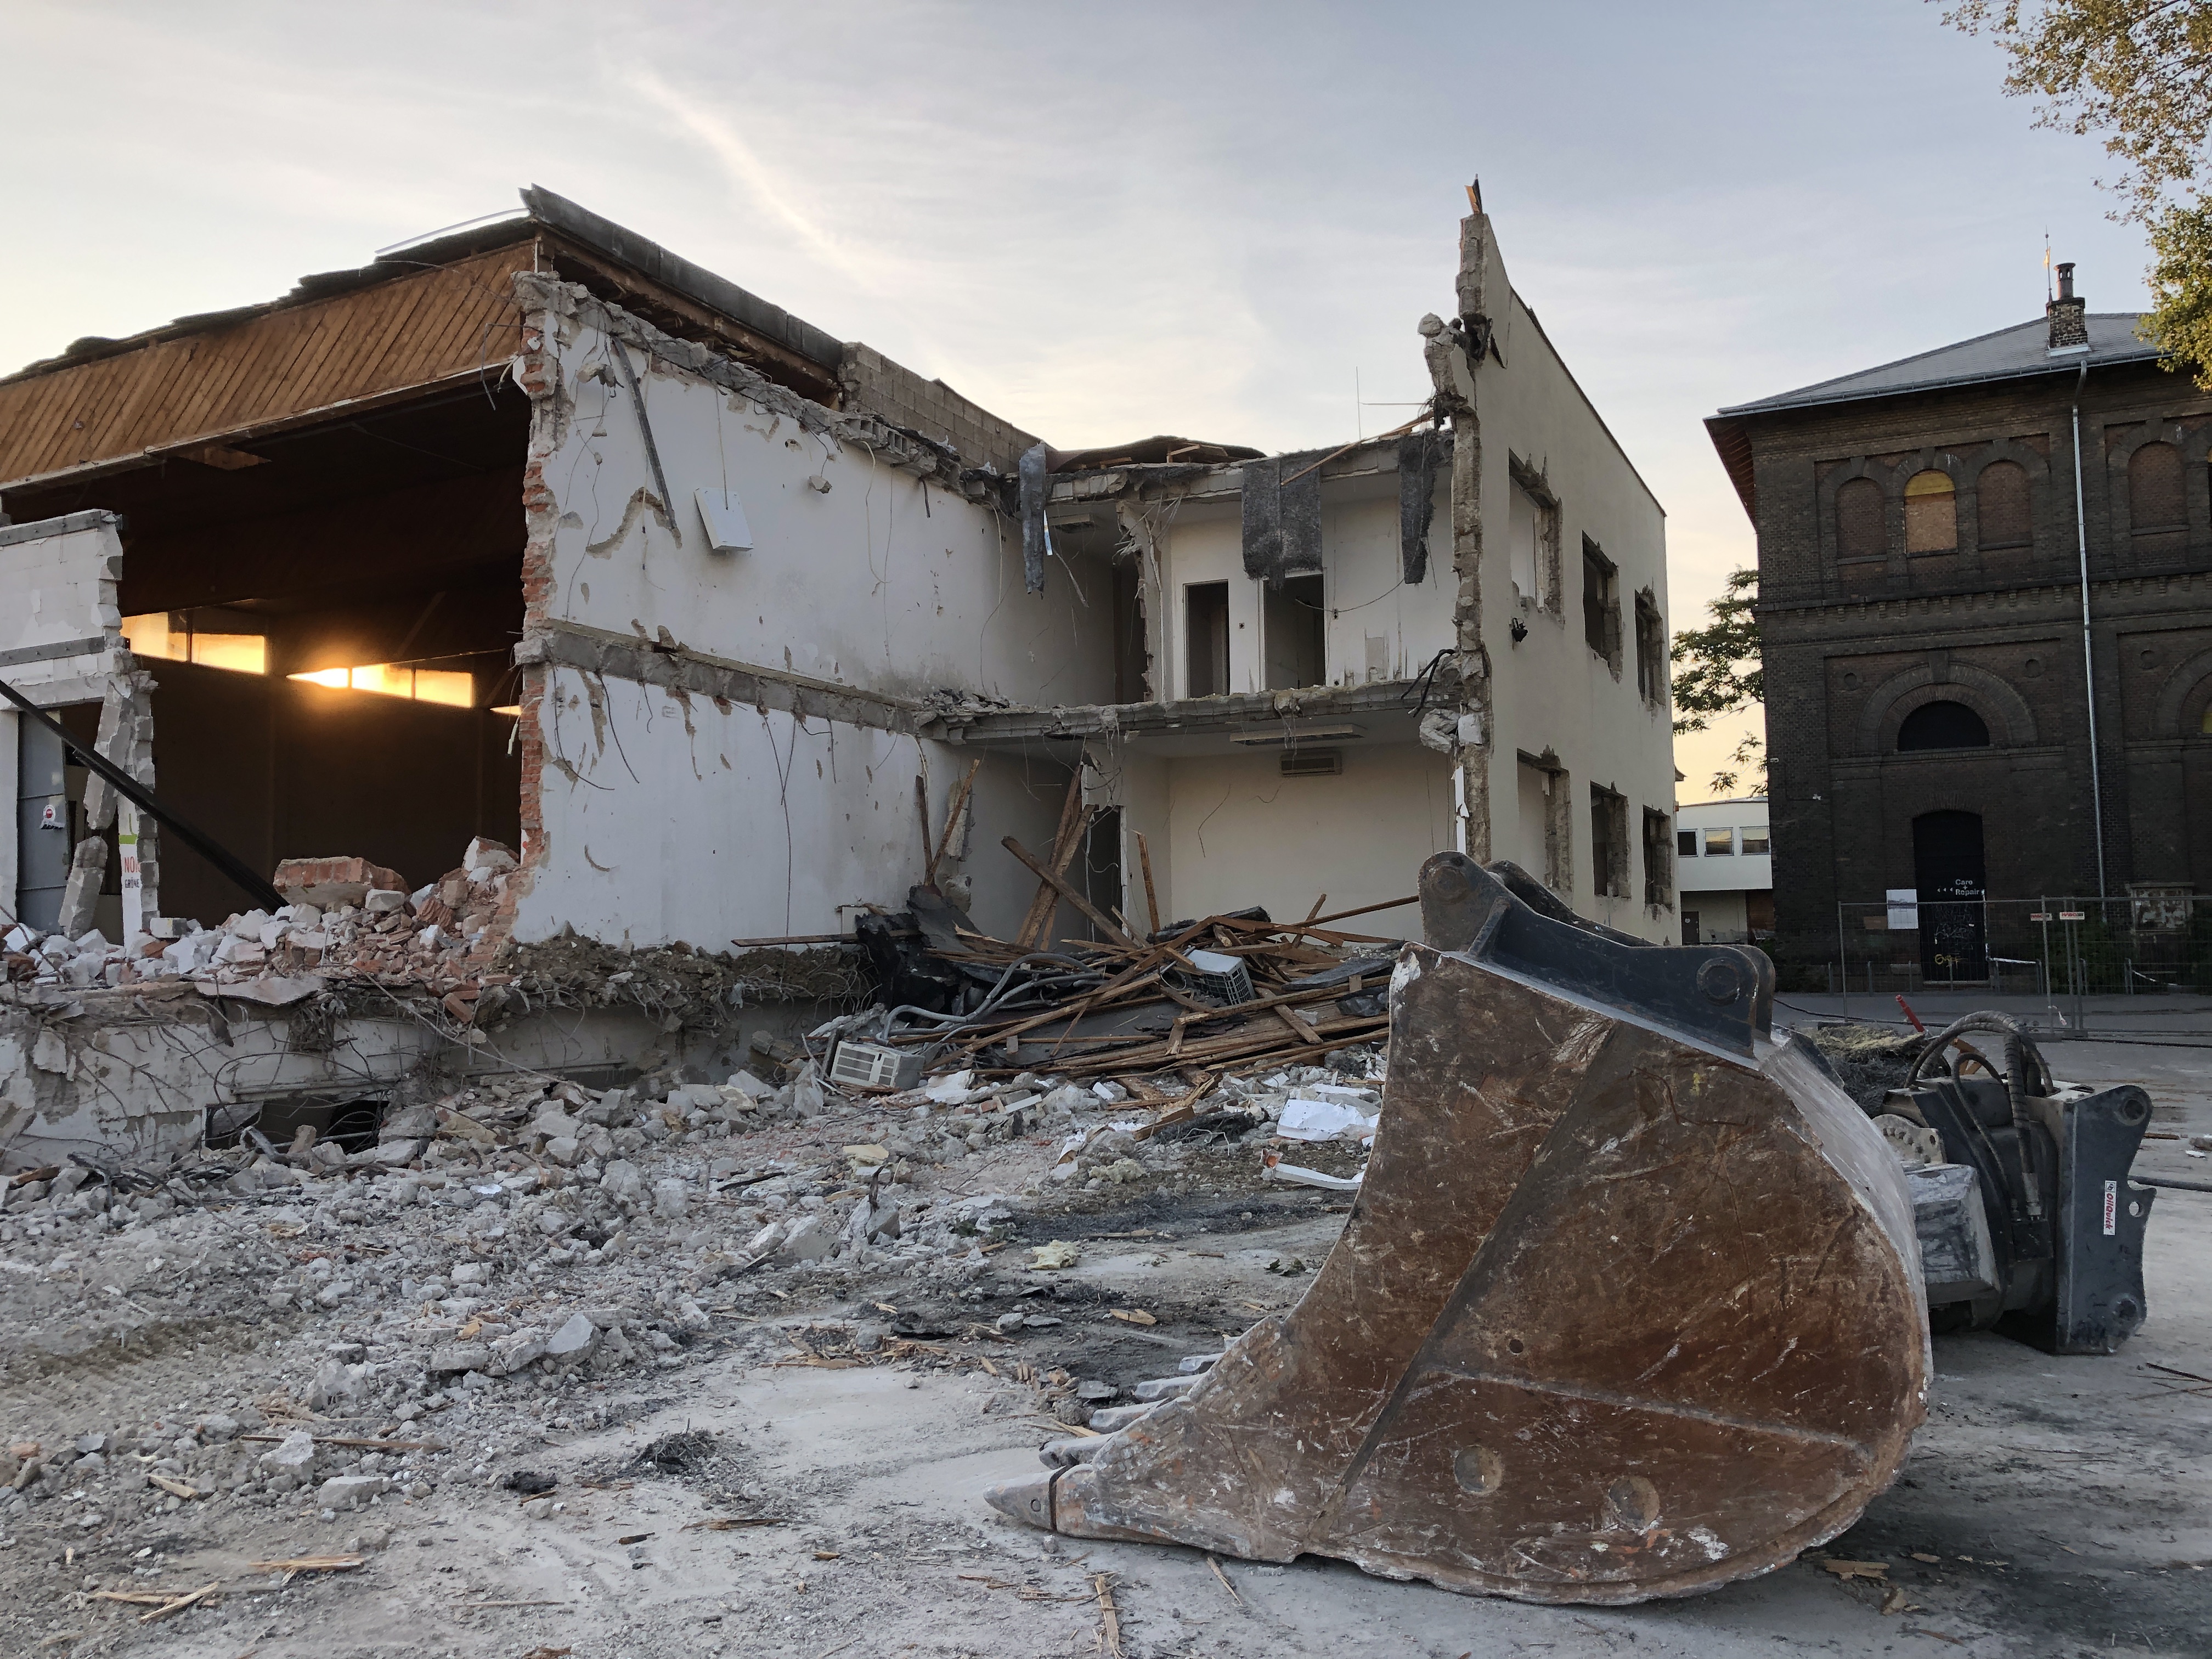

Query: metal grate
[{"left": 1280, "top": 748, "right": 1342, "bottom": 777}]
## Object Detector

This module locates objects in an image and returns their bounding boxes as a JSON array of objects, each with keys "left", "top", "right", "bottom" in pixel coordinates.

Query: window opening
[
  {"left": 1977, "top": 460, "right": 2031, "bottom": 550},
  {"left": 289, "top": 663, "right": 477, "bottom": 707},
  {"left": 1641, "top": 809, "right": 1672, "bottom": 908},
  {"left": 1677, "top": 827, "right": 1699, "bottom": 857},
  {"left": 122, "top": 611, "right": 268, "bottom": 675},
  {"left": 1590, "top": 785, "right": 1629, "bottom": 899},
  {"left": 2129, "top": 440, "right": 2186, "bottom": 534},
  {"left": 1903, "top": 470, "right": 1957, "bottom": 554},
  {"left": 1581, "top": 539, "right": 1620, "bottom": 668},
  {"left": 1633, "top": 590, "right": 1665, "bottom": 705},
  {"left": 1112, "top": 561, "right": 1148, "bottom": 702},
  {"left": 1702, "top": 826, "right": 1734, "bottom": 857},
  {"left": 1897, "top": 699, "right": 1990, "bottom": 752},
  {"left": 1506, "top": 458, "right": 1560, "bottom": 610},
  {"left": 1835, "top": 476, "right": 1884, "bottom": 561},
  {"left": 1740, "top": 826, "right": 1770, "bottom": 856},
  {"left": 1184, "top": 582, "right": 1230, "bottom": 698}
]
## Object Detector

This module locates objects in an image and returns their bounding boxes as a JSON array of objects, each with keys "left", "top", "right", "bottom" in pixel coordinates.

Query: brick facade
[
  {"left": 1713, "top": 351, "right": 2212, "bottom": 963},
  {"left": 837, "top": 345, "right": 1037, "bottom": 477}
]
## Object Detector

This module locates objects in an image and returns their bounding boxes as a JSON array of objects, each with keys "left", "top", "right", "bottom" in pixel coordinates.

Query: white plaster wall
[
  {"left": 1682, "top": 888, "right": 1752, "bottom": 938},
  {"left": 1317, "top": 487, "right": 1453, "bottom": 687},
  {"left": 513, "top": 303, "right": 1118, "bottom": 945},
  {"left": 0, "top": 515, "right": 123, "bottom": 681},
  {"left": 1475, "top": 241, "right": 1677, "bottom": 940},
  {"left": 0, "top": 514, "right": 127, "bottom": 929},
  {"left": 513, "top": 663, "right": 1062, "bottom": 947},
  {"left": 1154, "top": 485, "right": 1452, "bottom": 701},
  {"left": 1678, "top": 799, "right": 1773, "bottom": 895},
  {"left": 539, "top": 315, "right": 1112, "bottom": 707},
  {"left": 0, "top": 710, "right": 16, "bottom": 918},
  {"left": 1156, "top": 744, "right": 1451, "bottom": 939}
]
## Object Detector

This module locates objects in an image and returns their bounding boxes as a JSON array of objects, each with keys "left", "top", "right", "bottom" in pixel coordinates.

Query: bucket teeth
[{"left": 983, "top": 854, "right": 1927, "bottom": 1605}]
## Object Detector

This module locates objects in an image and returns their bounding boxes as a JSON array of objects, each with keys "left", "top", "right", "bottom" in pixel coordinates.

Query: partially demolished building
[{"left": 0, "top": 186, "right": 1674, "bottom": 1166}]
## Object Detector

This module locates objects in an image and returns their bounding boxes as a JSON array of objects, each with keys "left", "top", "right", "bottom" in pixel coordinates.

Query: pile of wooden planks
[{"left": 892, "top": 859, "right": 1404, "bottom": 1090}]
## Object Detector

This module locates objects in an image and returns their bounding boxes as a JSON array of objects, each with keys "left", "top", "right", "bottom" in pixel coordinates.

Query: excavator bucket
[{"left": 986, "top": 853, "right": 1929, "bottom": 1604}]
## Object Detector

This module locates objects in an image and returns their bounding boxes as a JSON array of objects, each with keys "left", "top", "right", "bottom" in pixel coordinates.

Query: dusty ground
[{"left": 1, "top": 1036, "right": 2206, "bottom": 1659}]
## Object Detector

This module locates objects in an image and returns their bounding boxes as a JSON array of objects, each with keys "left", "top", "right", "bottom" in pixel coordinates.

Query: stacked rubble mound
[{"left": 1, "top": 838, "right": 868, "bottom": 1027}]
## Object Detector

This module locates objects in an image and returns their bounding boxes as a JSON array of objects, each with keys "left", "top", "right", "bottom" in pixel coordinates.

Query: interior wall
[
  {"left": 1158, "top": 482, "right": 1453, "bottom": 702},
  {"left": 533, "top": 301, "right": 1116, "bottom": 709},
  {"left": 149, "top": 662, "right": 522, "bottom": 922},
  {"left": 513, "top": 663, "right": 1063, "bottom": 947},
  {"left": 1157, "top": 743, "right": 1450, "bottom": 939}
]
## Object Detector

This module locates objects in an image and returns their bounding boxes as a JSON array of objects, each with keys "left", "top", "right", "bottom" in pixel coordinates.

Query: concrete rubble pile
[
  {"left": 0, "top": 1028, "right": 1370, "bottom": 1549},
  {"left": 2, "top": 840, "right": 523, "bottom": 1007},
  {"left": 2, "top": 839, "right": 866, "bottom": 1044}
]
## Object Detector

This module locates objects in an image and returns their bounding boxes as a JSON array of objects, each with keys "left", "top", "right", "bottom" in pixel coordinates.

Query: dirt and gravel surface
[{"left": 0, "top": 1039, "right": 2205, "bottom": 1658}]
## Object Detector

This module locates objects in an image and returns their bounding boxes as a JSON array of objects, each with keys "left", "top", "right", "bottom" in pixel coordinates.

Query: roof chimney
[{"left": 2047, "top": 261, "right": 2089, "bottom": 354}]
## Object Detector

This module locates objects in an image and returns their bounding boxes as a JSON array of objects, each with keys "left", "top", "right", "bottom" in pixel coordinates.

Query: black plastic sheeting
[
  {"left": 1240, "top": 452, "right": 1327, "bottom": 589},
  {"left": 1397, "top": 430, "right": 1444, "bottom": 585},
  {"left": 1019, "top": 442, "right": 1051, "bottom": 593}
]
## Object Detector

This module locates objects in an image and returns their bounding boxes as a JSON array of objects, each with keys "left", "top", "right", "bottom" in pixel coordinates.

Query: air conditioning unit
[
  {"left": 830, "top": 1040, "right": 922, "bottom": 1091},
  {"left": 1171, "top": 948, "right": 1255, "bottom": 1008},
  {"left": 1280, "top": 748, "right": 1342, "bottom": 777}
]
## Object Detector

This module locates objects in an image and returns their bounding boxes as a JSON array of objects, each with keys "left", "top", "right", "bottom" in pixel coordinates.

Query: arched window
[
  {"left": 2129, "top": 441, "right": 2185, "bottom": 533},
  {"left": 1904, "top": 470, "right": 1957, "bottom": 553},
  {"left": 1898, "top": 699, "right": 1991, "bottom": 752},
  {"left": 1836, "top": 476, "right": 1884, "bottom": 561},
  {"left": 1977, "top": 460, "right": 2031, "bottom": 549}
]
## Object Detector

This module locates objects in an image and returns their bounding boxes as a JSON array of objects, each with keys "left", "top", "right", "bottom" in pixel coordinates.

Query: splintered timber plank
[
  {"left": 1015, "top": 775, "right": 1090, "bottom": 950},
  {"left": 1003, "top": 836, "right": 1138, "bottom": 949},
  {"left": 1051, "top": 1012, "right": 1389, "bottom": 1077}
]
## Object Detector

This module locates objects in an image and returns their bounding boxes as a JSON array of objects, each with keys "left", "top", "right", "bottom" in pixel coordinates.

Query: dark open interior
[{"left": 6, "top": 386, "right": 531, "bottom": 925}]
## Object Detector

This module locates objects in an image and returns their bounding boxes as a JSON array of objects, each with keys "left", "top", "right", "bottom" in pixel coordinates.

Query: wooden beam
[
  {"left": 1015, "top": 773, "right": 1089, "bottom": 949},
  {"left": 931, "top": 758, "right": 983, "bottom": 883},
  {"left": 915, "top": 775, "right": 936, "bottom": 886},
  {"left": 1002, "top": 835, "right": 1138, "bottom": 948},
  {"left": 1136, "top": 832, "right": 1161, "bottom": 935}
]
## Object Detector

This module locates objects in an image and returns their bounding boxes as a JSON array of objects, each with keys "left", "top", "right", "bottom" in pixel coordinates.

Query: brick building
[{"left": 1706, "top": 268, "right": 2212, "bottom": 979}]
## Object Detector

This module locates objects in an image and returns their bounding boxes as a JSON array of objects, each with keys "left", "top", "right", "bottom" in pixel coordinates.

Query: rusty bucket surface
[{"left": 985, "top": 854, "right": 1928, "bottom": 1604}]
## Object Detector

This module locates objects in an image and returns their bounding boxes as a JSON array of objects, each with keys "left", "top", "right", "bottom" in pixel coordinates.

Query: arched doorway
[{"left": 1914, "top": 810, "right": 1987, "bottom": 982}]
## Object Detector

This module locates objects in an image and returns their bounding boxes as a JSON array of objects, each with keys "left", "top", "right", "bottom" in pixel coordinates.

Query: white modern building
[
  {"left": 1675, "top": 797, "right": 1771, "bottom": 947},
  {"left": 0, "top": 184, "right": 1680, "bottom": 958}
]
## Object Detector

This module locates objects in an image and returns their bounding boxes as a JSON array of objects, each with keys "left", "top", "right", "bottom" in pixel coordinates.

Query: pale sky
[{"left": 4, "top": 1, "right": 2152, "bottom": 800}]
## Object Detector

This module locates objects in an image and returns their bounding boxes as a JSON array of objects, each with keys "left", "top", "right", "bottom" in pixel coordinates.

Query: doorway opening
[
  {"left": 1262, "top": 574, "right": 1325, "bottom": 690},
  {"left": 1914, "top": 809, "right": 1988, "bottom": 981},
  {"left": 1185, "top": 583, "right": 1230, "bottom": 697}
]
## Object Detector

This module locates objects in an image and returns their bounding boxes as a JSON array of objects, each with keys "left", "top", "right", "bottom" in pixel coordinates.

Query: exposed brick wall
[
  {"left": 504, "top": 287, "right": 562, "bottom": 945},
  {"left": 838, "top": 343, "right": 1038, "bottom": 477},
  {"left": 1734, "top": 360, "right": 2212, "bottom": 962}
]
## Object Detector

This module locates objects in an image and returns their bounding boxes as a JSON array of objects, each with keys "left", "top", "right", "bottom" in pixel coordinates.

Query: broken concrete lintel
[
  {"left": 0, "top": 509, "right": 125, "bottom": 548},
  {"left": 519, "top": 619, "right": 922, "bottom": 737},
  {"left": 1043, "top": 431, "right": 1446, "bottom": 509},
  {"left": 921, "top": 673, "right": 1457, "bottom": 746},
  {"left": 0, "top": 986, "right": 750, "bottom": 1171}
]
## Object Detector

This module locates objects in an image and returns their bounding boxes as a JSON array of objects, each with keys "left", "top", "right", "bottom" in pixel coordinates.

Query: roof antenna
[{"left": 2044, "top": 229, "right": 2053, "bottom": 302}]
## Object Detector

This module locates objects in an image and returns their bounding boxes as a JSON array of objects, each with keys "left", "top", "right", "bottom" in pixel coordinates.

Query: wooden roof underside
[{"left": 0, "top": 229, "right": 844, "bottom": 498}]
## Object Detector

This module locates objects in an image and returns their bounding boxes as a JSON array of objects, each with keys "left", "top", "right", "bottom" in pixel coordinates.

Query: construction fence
[{"left": 1748, "top": 890, "right": 2212, "bottom": 1003}]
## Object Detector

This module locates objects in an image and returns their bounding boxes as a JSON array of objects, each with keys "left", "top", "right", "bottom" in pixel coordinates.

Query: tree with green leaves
[
  {"left": 1944, "top": 1, "right": 2212, "bottom": 383},
  {"left": 1671, "top": 567, "right": 1767, "bottom": 794}
]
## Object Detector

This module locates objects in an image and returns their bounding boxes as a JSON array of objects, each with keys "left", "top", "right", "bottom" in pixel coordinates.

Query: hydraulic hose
[{"left": 1907, "top": 1011, "right": 2048, "bottom": 1220}]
